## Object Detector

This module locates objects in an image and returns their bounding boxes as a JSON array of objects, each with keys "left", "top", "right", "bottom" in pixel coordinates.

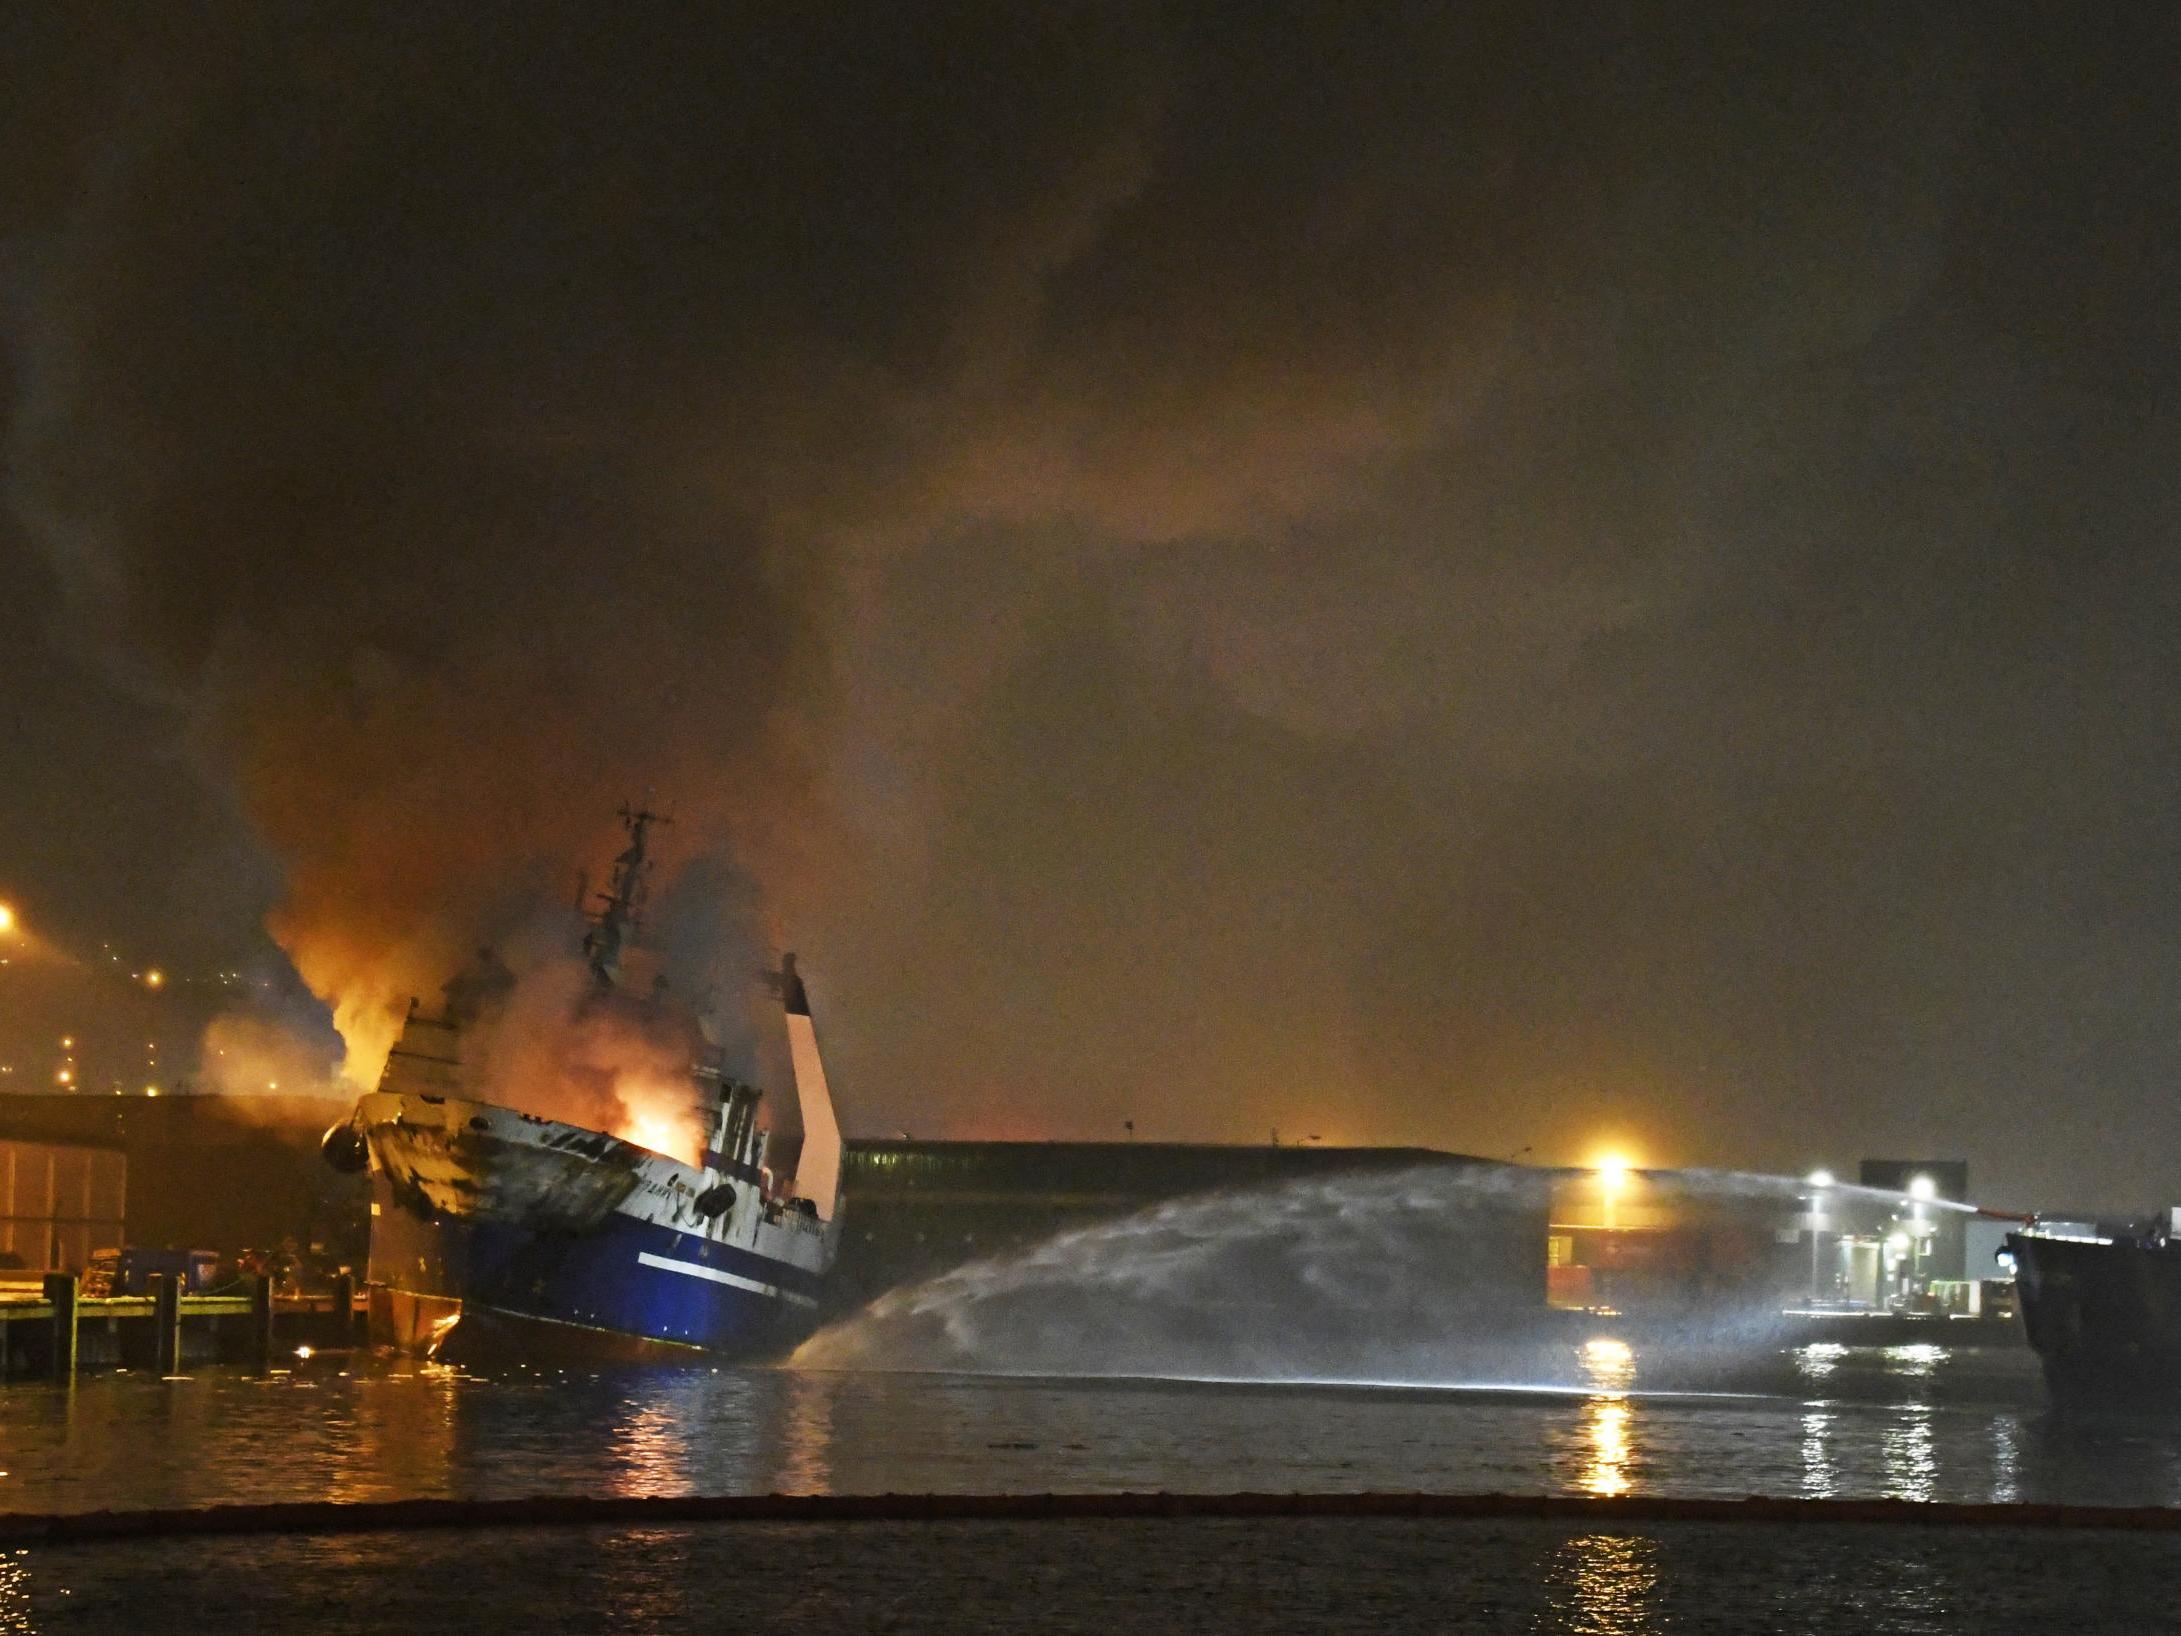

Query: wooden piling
[
  {"left": 152, "top": 1272, "right": 183, "bottom": 1374},
  {"left": 250, "top": 1274, "right": 275, "bottom": 1370},
  {"left": 42, "top": 1273, "right": 77, "bottom": 1380},
  {"left": 333, "top": 1272, "right": 357, "bottom": 1344}
]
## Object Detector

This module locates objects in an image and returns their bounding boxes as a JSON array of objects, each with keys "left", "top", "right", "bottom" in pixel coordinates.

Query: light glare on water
[{"left": 0, "top": 1342, "right": 2172, "bottom": 1513}]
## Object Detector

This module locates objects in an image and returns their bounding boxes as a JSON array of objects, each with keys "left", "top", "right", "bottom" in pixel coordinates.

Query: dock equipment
[{"left": 0, "top": 1276, "right": 363, "bottom": 1377}]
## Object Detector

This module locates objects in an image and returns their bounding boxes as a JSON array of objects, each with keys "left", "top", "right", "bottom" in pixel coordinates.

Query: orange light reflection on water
[
  {"left": 0, "top": 1548, "right": 31, "bottom": 1636},
  {"left": 1584, "top": 1399, "right": 1634, "bottom": 1498},
  {"left": 775, "top": 1370, "right": 834, "bottom": 1494},
  {"left": 1579, "top": 1336, "right": 1637, "bottom": 1498},
  {"left": 608, "top": 1397, "right": 691, "bottom": 1498}
]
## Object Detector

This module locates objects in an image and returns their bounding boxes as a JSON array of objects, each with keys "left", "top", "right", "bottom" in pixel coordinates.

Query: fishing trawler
[{"left": 320, "top": 807, "right": 843, "bottom": 1362}]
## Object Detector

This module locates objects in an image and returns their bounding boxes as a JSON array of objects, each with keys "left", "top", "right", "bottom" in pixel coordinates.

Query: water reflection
[
  {"left": 609, "top": 1396, "right": 690, "bottom": 1498},
  {"left": 1580, "top": 1338, "right": 1635, "bottom": 1394},
  {"left": 2, "top": 1345, "right": 2175, "bottom": 1516},
  {"left": 1882, "top": 1403, "right": 1937, "bottom": 1501},
  {"left": 0, "top": 1549, "right": 31, "bottom": 1636},
  {"left": 1792, "top": 1342, "right": 1844, "bottom": 1384},
  {"left": 1881, "top": 1343, "right": 1944, "bottom": 1380},
  {"left": 1799, "top": 1408, "right": 1835, "bottom": 1499},
  {"left": 1583, "top": 1401, "right": 1633, "bottom": 1497},
  {"left": 775, "top": 1368, "right": 835, "bottom": 1493},
  {"left": 343, "top": 1364, "right": 461, "bottom": 1502},
  {"left": 1545, "top": 1533, "right": 1659, "bottom": 1634},
  {"left": 1579, "top": 1338, "right": 1637, "bottom": 1498},
  {"left": 1989, "top": 1413, "right": 2020, "bottom": 1503},
  {"left": 595, "top": 1526, "right": 694, "bottom": 1628}
]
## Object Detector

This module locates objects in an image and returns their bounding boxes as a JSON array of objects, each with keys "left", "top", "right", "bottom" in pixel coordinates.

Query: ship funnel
[{"left": 776, "top": 953, "right": 841, "bottom": 1221}]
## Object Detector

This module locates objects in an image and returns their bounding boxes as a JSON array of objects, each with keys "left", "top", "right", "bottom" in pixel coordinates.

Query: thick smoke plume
[
  {"left": 197, "top": 1010, "right": 338, "bottom": 1100},
  {"left": 8, "top": 10, "right": 2181, "bottom": 1205},
  {"left": 449, "top": 957, "right": 714, "bottom": 1167}
]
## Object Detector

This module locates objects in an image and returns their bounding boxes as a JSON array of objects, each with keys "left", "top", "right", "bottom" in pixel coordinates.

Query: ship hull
[
  {"left": 2010, "top": 1232, "right": 2181, "bottom": 1405},
  {"left": 368, "top": 1175, "right": 823, "bottom": 1360},
  {"left": 360, "top": 1091, "right": 834, "bottom": 1363}
]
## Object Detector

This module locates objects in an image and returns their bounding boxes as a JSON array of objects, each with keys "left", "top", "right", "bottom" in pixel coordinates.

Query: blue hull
[{"left": 369, "top": 1176, "right": 825, "bottom": 1360}]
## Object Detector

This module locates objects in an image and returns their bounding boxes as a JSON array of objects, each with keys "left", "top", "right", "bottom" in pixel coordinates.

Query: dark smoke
[{"left": 6, "top": 8, "right": 2181, "bottom": 1206}]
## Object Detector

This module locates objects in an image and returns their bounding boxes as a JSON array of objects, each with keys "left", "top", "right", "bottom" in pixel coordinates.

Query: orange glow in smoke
[{"left": 620, "top": 1109, "right": 695, "bottom": 1164}]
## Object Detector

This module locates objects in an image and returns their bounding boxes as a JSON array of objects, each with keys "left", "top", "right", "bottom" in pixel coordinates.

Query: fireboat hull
[{"left": 2009, "top": 1231, "right": 2181, "bottom": 1405}]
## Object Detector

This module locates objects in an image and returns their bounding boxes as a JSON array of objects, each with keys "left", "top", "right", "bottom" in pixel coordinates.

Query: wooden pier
[{"left": 0, "top": 1274, "right": 366, "bottom": 1378}]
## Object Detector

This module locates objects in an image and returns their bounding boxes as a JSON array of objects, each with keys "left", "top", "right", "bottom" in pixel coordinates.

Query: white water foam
[
  {"left": 798, "top": 1164, "right": 1572, "bottom": 1383},
  {"left": 798, "top": 1164, "right": 1968, "bottom": 1385}
]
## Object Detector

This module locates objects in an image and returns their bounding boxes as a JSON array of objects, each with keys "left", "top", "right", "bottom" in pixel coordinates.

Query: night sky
[{"left": 4, "top": 6, "right": 2179, "bottom": 1211}]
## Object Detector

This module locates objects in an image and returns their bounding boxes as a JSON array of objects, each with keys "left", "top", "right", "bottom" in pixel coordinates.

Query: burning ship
[{"left": 321, "top": 808, "right": 843, "bottom": 1362}]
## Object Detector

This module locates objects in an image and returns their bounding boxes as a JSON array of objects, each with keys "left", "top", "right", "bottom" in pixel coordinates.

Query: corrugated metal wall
[{"left": 0, "top": 1140, "right": 126, "bottom": 1272}]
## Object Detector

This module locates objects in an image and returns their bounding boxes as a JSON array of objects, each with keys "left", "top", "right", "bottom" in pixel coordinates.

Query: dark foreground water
[
  {"left": 17, "top": 1516, "right": 2181, "bottom": 1635},
  {"left": 7, "top": 1341, "right": 2181, "bottom": 1631}
]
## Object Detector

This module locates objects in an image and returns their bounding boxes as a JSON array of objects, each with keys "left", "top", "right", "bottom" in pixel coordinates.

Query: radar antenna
[{"left": 583, "top": 803, "right": 671, "bottom": 985}]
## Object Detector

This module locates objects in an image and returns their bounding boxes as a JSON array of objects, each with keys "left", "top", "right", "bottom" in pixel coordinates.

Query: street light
[
  {"left": 0, "top": 903, "right": 15, "bottom": 935},
  {"left": 1595, "top": 1155, "right": 1632, "bottom": 1231},
  {"left": 1806, "top": 1170, "right": 1834, "bottom": 1302}
]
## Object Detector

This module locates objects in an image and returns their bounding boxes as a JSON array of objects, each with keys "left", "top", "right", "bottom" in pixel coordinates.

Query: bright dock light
[
  {"left": 1807, "top": 1169, "right": 1834, "bottom": 1189},
  {"left": 0, "top": 904, "right": 15, "bottom": 934},
  {"left": 1908, "top": 1174, "right": 1936, "bottom": 1201}
]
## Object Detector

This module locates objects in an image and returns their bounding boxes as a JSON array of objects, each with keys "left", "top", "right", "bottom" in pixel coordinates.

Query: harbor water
[
  {"left": 0, "top": 1343, "right": 2173, "bottom": 1511},
  {"left": 7, "top": 1344, "right": 2181, "bottom": 1630}
]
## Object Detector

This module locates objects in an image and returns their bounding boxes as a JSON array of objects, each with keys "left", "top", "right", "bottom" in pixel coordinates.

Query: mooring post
[
  {"left": 250, "top": 1274, "right": 275, "bottom": 1370},
  {"left": 42, "top": 1273, "right": 77, "bottom": 1380},
  {"left": 332, "top": 1272, "right": 356, "bottom": 1345},
  {"left": 153, "top": 1271, "right": 183, "bottom": 1373}
]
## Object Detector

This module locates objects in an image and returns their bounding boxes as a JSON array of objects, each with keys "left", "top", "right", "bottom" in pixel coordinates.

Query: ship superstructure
[{"left": 323, "top": 807, "right": 844, "bottom": 1362}]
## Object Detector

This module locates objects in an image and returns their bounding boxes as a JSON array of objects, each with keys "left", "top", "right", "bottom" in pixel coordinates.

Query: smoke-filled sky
[{"left": 4, "top": 5, "right": 2179, "bottom": 1210}]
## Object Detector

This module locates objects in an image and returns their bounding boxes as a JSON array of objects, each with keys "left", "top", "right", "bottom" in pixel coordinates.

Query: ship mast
[{"left": 583, "top": 804, "right": 669, "bottom": 986}]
